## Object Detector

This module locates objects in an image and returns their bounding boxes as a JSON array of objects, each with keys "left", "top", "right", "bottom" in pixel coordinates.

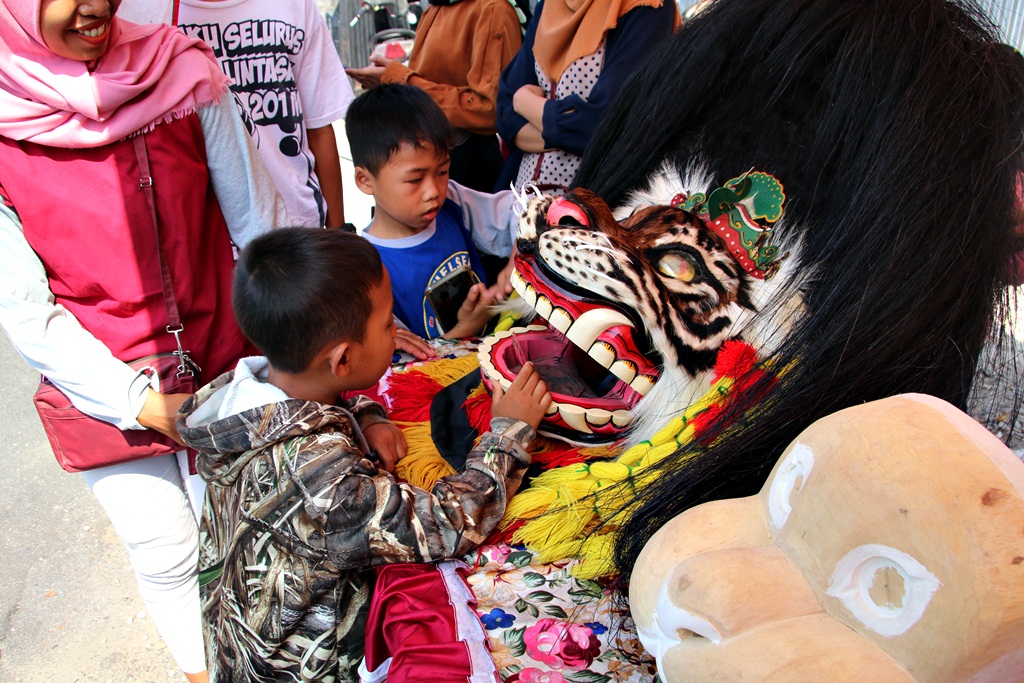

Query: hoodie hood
[{"left": 177, "top": 357, "right": 364, "bottom": 486}]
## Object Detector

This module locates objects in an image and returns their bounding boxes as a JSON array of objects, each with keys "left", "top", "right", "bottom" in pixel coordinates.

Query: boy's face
[
  {"left": 356, "top": 142, "right": 451, "bottom": 235},
  {"left": 344, "top": 270, "right": 397, "bottom": 390}
]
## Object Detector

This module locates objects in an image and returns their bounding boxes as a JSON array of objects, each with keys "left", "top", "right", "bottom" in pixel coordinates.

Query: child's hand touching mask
[{"left": 491, "top": 362, "right": 552, "bottom": 429}]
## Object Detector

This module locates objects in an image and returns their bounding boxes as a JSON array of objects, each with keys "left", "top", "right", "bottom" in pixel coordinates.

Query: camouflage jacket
[{"left": 178, "top": 369, "right": 533, "bottom": 683}]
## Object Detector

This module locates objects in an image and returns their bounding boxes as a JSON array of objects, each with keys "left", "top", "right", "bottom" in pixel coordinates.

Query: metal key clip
[{"left": 167, "top": 324, "right": 201, "bottom": 378}]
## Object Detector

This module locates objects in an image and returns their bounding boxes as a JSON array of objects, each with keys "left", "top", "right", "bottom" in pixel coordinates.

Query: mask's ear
[
  {"left": 327, "top": 340, "right": 354, "bottom": 379},
  {"left": 354, "top": 167, "right": 376, "bottom": 196},
  {"left": 612, "top": 162, "right": 716, "bottom": 221}
]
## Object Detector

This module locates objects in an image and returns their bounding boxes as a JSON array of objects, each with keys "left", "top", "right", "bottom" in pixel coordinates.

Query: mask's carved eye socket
[
  {"left": 826, "top": 545, "right": 940, "bottom": 637},
  {"left": 657, "top": 251, "right": 698, "bottom": 282},
  {"left": 546, "top": 197, "right": 590, "bottom": 228}
]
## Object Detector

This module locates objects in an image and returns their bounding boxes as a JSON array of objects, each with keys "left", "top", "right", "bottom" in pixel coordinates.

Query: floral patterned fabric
[
  {"left": 379, "top": 341, "right": 661, "bottom": 681},
  {"left": 464, "top": 544, "right": 659, "bottom": 683}
]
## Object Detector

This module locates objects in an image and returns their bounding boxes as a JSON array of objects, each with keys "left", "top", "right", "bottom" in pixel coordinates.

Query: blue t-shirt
[{"left": 366, "top": 198, "right": 487, "bottom": 339}]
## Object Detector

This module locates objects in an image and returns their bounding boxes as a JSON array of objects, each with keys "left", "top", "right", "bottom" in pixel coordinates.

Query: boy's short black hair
[
  {"left": 345, "top": 84, "right": 456, "bottom": 175},
  {"left": 233, "top": 228, "right": 385, "bottom": 374}
]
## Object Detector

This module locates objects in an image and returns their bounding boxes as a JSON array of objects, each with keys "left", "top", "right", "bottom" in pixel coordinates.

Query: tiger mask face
[{"left": 479, "top": 182, "right": 779, "bottom": 445}]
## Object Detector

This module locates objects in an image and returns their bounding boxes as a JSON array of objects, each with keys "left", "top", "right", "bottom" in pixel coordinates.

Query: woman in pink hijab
[{"left": 0, "top": 1, "right": 288, "bottom": 680}]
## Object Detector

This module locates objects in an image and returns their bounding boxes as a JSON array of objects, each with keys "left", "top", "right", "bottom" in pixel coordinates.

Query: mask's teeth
[
  {"left": 566, "top": 308, "right": 632, "bottom": 354},
  {"left": 478, "top": 348, "right": 496, "bottom": 377},
  {"left": 557, "top": 403, "right": 591, "bottom": 433},
  {"left": 586, "top": 408, "right": 611, "bottom": 428},
  {"left": 612, "top": 410, "right": 633, "bottom": 428},
  {"left": 549, "top": 402, "right": 636, "bottom": 434},
  {"left": 516, "top": 280, "right": 538, "bottom": 308},
  {"left": 534, "top": 293, "right": 554, "bottom": 319},
  {"left": 548, "top": 308, "right": 573, "bottom": 333},
  {"left": 610, "top": 359, "right": 637, "bottom": 385},
  {"left": 588, "top": 341, "right": 615, "bottom": 369},
  {"left": 510, "top": 268, "right": 525, "bottom": 292},
  {"left": 629, "top": 375, "right": 656, "bottom": 396}
]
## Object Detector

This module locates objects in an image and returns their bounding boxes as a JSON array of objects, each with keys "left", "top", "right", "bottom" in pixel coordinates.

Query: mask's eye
[
  {"left": 657, "top": 251, "right": 698, "bottom": 282},
  {"left": 826, "top": 545, "right": 939, "bottom": 637}
]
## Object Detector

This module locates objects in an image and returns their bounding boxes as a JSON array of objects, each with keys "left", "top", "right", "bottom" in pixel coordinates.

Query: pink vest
[{"left": 0, "top": 113, "right": 250, "bottom": 381}]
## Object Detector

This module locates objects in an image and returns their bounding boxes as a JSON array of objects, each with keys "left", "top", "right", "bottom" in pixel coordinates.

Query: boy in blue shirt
[{"left": 346, "top": 84, "right": 517, "bottom": 340}]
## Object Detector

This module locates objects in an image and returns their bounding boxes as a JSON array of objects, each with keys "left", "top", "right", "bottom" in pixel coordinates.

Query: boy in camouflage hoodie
[{"left": 177, "top": 228, "right": 550, "bottom": 682}]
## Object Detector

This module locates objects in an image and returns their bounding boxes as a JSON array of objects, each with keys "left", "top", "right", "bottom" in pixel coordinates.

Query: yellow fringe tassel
[
  {"left": 392, "top": 354, "right": 481, "bottom": 489},
  {"left": 507, "top": 376, "right": 736, "bottom": 579},
  {"left": 414, "top": 353, "right": 482, "bottom": 386},
  {"left": 394, "top": 421, "right": 456, "bottom": 489},
  {"left": 572, "top": 535, "right": 617, "bottom": 579}
]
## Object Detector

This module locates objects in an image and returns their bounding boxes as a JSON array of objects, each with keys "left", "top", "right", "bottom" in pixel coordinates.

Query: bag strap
[
  {"left": 133, "top": 132, "right": 200, "bottom": 475},
  {"left": 132, "top": 134, "right": 199, "bottom": 378},
  {"left": 132, "top": 134, "right": 182, "bottom": 330}
]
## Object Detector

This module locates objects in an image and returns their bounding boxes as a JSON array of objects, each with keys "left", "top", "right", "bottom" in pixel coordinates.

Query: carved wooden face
[{"left": 630, "top": 394, "right": 1024, "bottom": 682}]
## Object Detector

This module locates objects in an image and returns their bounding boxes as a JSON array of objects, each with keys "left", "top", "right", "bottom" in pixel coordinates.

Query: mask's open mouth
[{"left": 478, "top": 254, "right": 661, "bottom": 444}]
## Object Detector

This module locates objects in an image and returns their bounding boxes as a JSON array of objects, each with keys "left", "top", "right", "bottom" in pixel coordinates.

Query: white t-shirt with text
[{"left": 180, "top": 0, "right": 354, "bottom": 226}]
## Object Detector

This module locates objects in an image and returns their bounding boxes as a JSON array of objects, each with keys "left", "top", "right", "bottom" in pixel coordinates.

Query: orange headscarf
[{"left": 533, "top": 0, "right": 678, "bottom": 83}]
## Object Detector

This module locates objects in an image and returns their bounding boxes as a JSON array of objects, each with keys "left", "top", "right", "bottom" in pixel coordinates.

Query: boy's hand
[
  {"left": 364, "top": 422, "right": 407, "bottom": 473},
  {"left": 443, "top": 283, "right": 496, "bottom": 339},
  {"left": 395, "top": 328, "right": 437, "bottom": 360},
  {"left": 490, "top": 362, "right": 552, "bottom": 430}
]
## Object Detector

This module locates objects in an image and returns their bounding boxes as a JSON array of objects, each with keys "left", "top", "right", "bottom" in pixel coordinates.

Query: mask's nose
[
  {"left": 648, "top": 544, "right": 820, "bottom": 651},
  {"left": 631, "top": 496, "right": 821, "bottom": 661}
]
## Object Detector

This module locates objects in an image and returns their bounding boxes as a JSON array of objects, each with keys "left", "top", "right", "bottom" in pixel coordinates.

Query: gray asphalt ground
[
  {"left": 0, "top": 335, "right": 185, "bottom": 683},
  {"left": 0, "top": 125, "right": 1020, "bottom": 680}
]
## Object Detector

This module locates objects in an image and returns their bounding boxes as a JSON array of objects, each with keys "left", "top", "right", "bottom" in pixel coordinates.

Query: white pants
[{"left": 81, "top": 451, "right": 207, "bottom": 674}]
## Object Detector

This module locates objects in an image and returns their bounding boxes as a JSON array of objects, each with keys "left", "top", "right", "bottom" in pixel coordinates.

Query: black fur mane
[{"left": 574, "top": 0, "right": 1024, "bottom": 579}]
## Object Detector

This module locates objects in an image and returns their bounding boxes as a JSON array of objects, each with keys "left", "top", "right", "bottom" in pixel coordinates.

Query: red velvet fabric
[{"left": 364, "top": 563, "right": 499, "bottom": 683}]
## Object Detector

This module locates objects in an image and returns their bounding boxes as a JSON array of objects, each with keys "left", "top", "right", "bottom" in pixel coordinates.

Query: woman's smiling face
[{"left": 39, "top": 0, "right": 119, "bottom": 61}]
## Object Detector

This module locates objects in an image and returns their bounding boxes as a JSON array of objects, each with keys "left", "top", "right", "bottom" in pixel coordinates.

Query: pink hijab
[{"left": 0, "top": 0, "right": 228, "bottom": 148}]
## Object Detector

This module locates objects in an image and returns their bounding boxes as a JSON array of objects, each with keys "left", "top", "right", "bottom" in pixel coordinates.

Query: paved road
[{"left": 0, "top": 334, "right": 184, "bottom": 683}]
